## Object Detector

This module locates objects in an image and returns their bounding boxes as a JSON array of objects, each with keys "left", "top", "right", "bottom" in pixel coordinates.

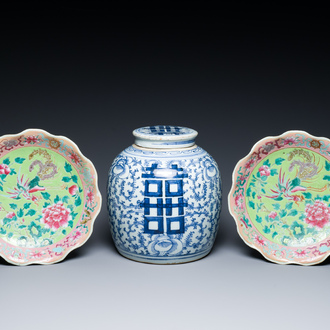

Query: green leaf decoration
[
  {"left": 3, "top": 158, "right": 10, "bottom": 165},
  {"left": 72, "top": 175, "right": 78, "bottom": 183},
  {"left": 67, "top": 205, "right": 74, "bottom": 211},
  {"left": 257, "top": 203, "right": 264, "bottom": 212},
  {"left": 75, "top": 196, "right": 82, "bottom": 207},
  {"left": 36, "top": 215, "right": 43, "bottom": 222},
  {"left": 15, "top": 157, "right": 25, "bottom": 164},
  {"left": 275, "top": 158, "right": 285, "bottom": 165},
  {"left": 242, "top": 216, "right": 252, "bottom": 228},
  {"left": 9, "top": 203, "right": 17, "bottom": 210},
  {"left": 7, "top": 232, "right": 13, "bottom": 239},
  {"left": 29, "top": 176, "right": 40, "bottom": 189},
  {"left": 0, "top": 228, "right": 6, "bottom": 235},
  {"left": 323, "top": 195, "right": 330, "bottom": 202},
  {"left": 10, "top": 169, "right": 16, "bottom": 175},
  {"left": 263, "top": 226, "right": 271, "bottom": 234},
  {"left": 0, "top": 174, "right": 6, "bottom": 181},
  {"left": 261, "top": 175, "right": 267, "bottom": 182},
  {"left": 323, "top": 175, "right": 330, "bottom": 181},
  {"left": 68, "top": 220, "right": 74, "bottom": 228},
  {"left": 288, "top": 209, "right": 298, "bottom": 217},
  {"left": 272, "top": 232, "right": 278, "bottom": 239},
  {"left": 64, "top": 162, "right": 72, "bottom": 173},
  {"left": 302, "top": 192, "right": 312, "bottom": 199},
  {"left": 0, "top": 186, "right": 3, "bottom": 191},
  {"left": 71, "top": 212, "right": 78, "bottom": 220},
  {"left": 290, "top": 177, "right": 301, "bottom": 188},
  {"left": 23, "top": 203, "right": 31, "bottom": 209},
  {"left": 62, "top": 177, "right": 71, "bottom": 182},
  {"left": 285, "top": 202, "right": 293, "bottom": 210},
  {"left": 252, "top": 191, "right": 256, "bottom": 199},
  {"left": 62, "top": 230, "right": 67, "bottom": 235},
  {"left": 246, "top": 187, "right": 251, "bottom": 197},
  {"left": 272, "top": 203, "right": 281, "bottom": 210},
  {"left": 62, "top": 196, "right": 70, "bottom": 204},
  {"left": 270, "top": 169, "right": 278, "bottom": 176},
  {"left": 18, "top": 225, "right": 27, "bottom": 229},
  {"left": 291, "top": 221, "right": 305, "bottom": 239},
  {"left": 41, "top": 192, "right": 51, "bottom": 200},
  {"left": 25, "top": 209, "right": 37, "bottom": 217},
  {"left": 307, "top": 227, "right": 316, "bottom": 234},
  {"left": 282, "top": 224, "right": 289, "bottom": 228},
  {"left": 17, "top": 208, "right": 24, "bottom": 218},
  {"left": 54, "top": 195, "right": 60, "bottom": 203},
  {"left": 43, "top": 202, "right": 51, "bottom": 208},
  {"left": 256, "top": 215, "right": 262, "bottom": 223},
  {"left": 273, "top": 196, "right": 283, "bottom": 201},
  {"left": 263, "top": 159, "right": 271, "bottom": 167},
  {"left": 4, "top": 215, "right": 17, "bottom": 224},
  {"left": 279, "top": 209, "right": 287, "bottom": 218},
  {"left": 325, "top": 161, "right": 330, "bottom": 171}
]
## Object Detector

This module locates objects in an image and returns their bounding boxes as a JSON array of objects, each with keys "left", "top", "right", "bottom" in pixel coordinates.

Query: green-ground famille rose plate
[
  {"left": 229, "top": 131, "right": 330, "bottom": 265},
  {"left": 0, "top": 129, "right": 101, "bottom": 265}
]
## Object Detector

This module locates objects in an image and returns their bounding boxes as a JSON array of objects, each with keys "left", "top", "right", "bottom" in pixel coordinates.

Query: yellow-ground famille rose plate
[
  {"left": 0, "top": 129, "right": 101, "bottom": 265},
  {"left": 228, "top": 131, "right": 330, "bottom": 265}
]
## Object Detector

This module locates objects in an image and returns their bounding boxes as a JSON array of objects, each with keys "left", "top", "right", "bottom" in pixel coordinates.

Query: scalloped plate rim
[
  {"left": 228, "top": 130, "right": 330, "bottom": 266},
  {"left": 0, "top": 128, "right": 102, "bottom": 266}
]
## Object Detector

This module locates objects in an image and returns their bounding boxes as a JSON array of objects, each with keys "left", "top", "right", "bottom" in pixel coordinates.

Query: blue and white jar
[{"left": 107, "top": 125, "right": 222, "bottom": 264}]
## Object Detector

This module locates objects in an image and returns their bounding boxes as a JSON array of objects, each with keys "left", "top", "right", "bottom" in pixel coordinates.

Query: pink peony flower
[
  {"left": 86, "top": 189, "right": 94, "bottom": 206},
  {"left": 238, "top": 175, "right": 246, "bottom": 184},
  {"left": 0, "top": 163, "right": 11, "bottom": 175},
  {"left": 268, "top": 211, "right": 277, "bottom": 219},
  {"left": 26, "top": 136, "right": 39, "bottom": 144},
  {"left": 40, "top": 202, "right": 72, "bottom": 230},
  {"left": 72, "top": 230, "right": 82, "bottom": 241},
  {"left": 284, "top": 137, "right": 297, "bottom": 145},
  {"left": 235, "top": 193, "right": 244, "bottom": 209},
  {"left": 305, "top": 200, "right": 330, "bottom": 228},
  {"left": 245, "top": 158, "right": 255, "bottom": 169},
  {"left": 254, "top": 235, "right": 266, "bottom": 246},
  {"left": 295, "top": 250, "right": 307, "bottom": 257},
  {"left": 70, "top": 152, "right": 81, "bottom": 164},
  {"left": 68, "top": 185, "right": 78, "bottom": 195},
  {"left": 30, "top": 251, "right": 43, "bottom": 258},
  {"left": 259, "top": 165, "right": 270, "bottom": 177},
  {"left": 6, "top": 212, "right": 16, "bottom": 219}
]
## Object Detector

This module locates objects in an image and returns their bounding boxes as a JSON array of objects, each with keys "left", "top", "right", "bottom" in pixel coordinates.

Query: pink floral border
[
  {"left": 0, "top": 129, "right": 101, "bottom": 265},
  {"left": 228, "top": 130, "right": 330, "bottom": 265}
]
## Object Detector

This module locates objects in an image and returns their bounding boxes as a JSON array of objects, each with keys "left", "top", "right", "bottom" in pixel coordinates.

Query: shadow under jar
[{"left": 107, "top": 125, "right": 222, "bottom": 264}]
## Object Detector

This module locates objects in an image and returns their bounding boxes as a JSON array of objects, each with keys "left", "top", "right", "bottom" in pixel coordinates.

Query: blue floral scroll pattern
[{"left": 107, "top": 147, "right": 221, "bottom": 261}]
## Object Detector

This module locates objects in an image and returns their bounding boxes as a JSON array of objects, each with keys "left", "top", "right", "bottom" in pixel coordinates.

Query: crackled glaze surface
[
  {"left": 0, "top": 129, "right": 101, "bottom": 265},
  {"left": 108, "top": 126, "right": 221, "bottom": 264},
  {"left": 229, "top": 131, "right": 330, "bottom": 265}
]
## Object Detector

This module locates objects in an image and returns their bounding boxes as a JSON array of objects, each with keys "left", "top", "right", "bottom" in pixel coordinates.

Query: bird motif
[
  {"left": 5, "top": 170, "right": 45, "bottom": 205},
  {"left": 265, "top": 169, "right": 327, "bottom": 205}
]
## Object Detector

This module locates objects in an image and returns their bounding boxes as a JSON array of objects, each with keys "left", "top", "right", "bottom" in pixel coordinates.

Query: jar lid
[{"left": 133, "top": 125, "right": 198, "bottom": 149}]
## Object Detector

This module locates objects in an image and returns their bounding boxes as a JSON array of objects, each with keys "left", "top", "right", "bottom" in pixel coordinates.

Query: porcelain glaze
[
  {"left": 0, "top": 129, "right": 101, "bottom": 265},
  {"left": 107, "top": 125, "right": 221, "bottom": 264},
  {"left": 229, "top": 130, "right": 330, "bottom": 265}
]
